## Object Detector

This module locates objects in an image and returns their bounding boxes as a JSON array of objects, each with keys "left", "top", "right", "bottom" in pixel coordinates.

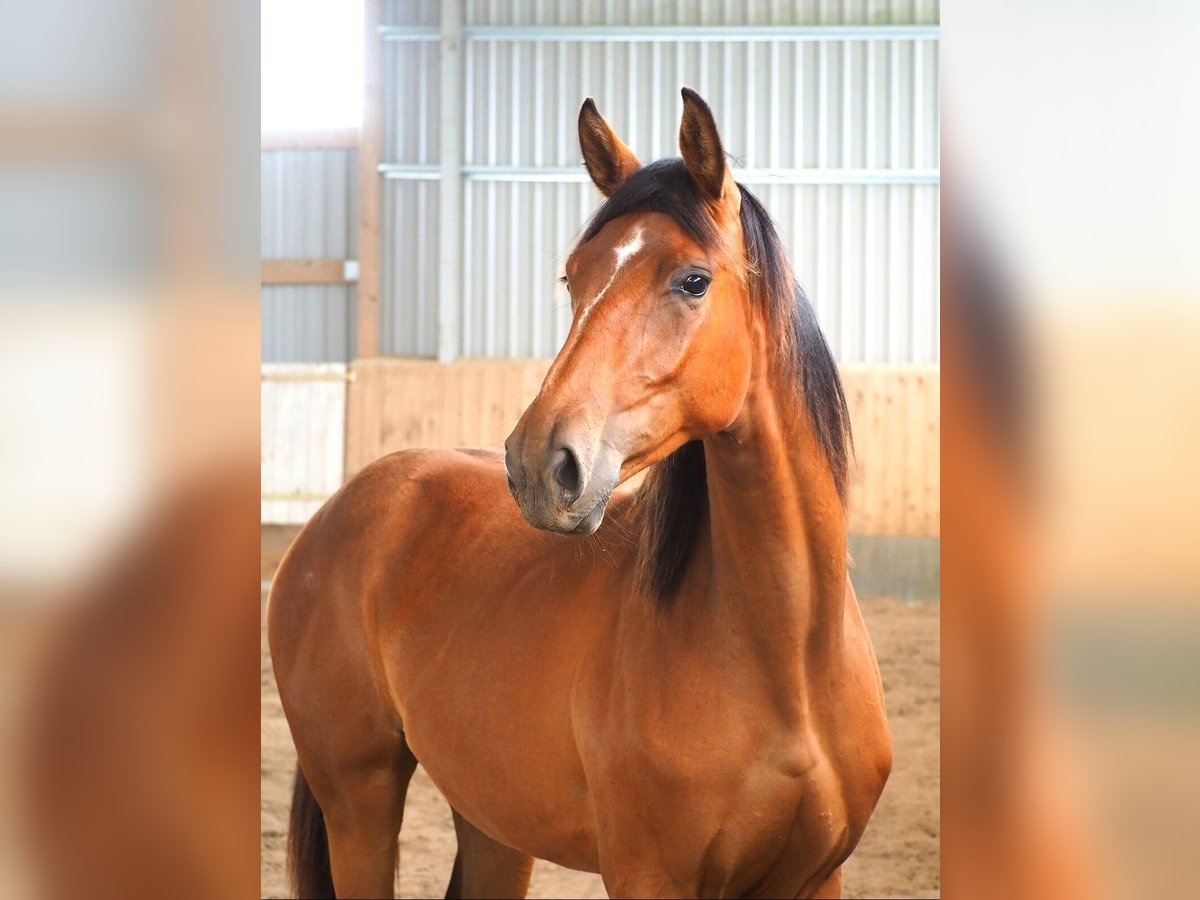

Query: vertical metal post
[
  {"left": 356, "top": 0, "right": 383, "bottom": 357},
  {"left": 438, "top": 0, "right": 464, "bottom": 362}
]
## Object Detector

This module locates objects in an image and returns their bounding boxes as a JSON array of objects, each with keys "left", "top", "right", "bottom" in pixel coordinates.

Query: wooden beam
[
  {"left": 356, "top": 0, "right": 383, "bottom": 356},
  {"left": 261, "top": 258, "right": 353, "bottom": 285},
  {"left": 260, "top": 128, "right": 360, "bottom": 150},
  {"left": 0, "top": 110, "right": 140, "bottom": 161}
]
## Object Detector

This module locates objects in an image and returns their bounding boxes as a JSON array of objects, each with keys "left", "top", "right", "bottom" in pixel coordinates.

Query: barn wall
[
  {"left": 260, "top": 364, "right": 349, "bottom": 524},
  {"left": 378, "top": 0, "right": 939, "bottom": 362},
  {"left": 344, "top": 358, "right": 939, "bottom": 537},
  {"left": 261, "top": 3, "right": 941, "bottom": 533},
  {"left": 260, "top": 148, "right": 358, "bottom": 362}
]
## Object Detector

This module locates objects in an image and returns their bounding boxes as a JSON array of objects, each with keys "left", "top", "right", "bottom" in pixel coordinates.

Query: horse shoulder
[{"left": 267, "top": 450, "right": 504, "bottom": 660}]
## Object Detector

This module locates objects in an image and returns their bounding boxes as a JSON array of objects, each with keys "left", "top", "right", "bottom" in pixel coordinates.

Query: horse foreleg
[{"left": 444, "top": 808, "right": 534, "bottom": 899}]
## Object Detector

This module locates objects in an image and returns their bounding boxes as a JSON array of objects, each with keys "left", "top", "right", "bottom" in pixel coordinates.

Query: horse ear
[
  {"left": 578, "top": 98, "right": 640, "bottom": 197},
  {"left": 679, "top": 87, "right": 736, "bottom": 206}
]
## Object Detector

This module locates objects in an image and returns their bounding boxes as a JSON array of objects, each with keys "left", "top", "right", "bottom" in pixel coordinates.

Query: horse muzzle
[{"left": 503, "top": 421, "right": 619, "bottom": 536}]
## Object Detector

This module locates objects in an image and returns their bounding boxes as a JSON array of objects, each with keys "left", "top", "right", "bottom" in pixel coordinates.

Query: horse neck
[{"left": 700, "top": 349, "right": 848, "bottom": 679}]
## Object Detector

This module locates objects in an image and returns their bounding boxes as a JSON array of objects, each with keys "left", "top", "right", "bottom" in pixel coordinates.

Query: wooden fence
[{"left": 344, "top": 358, "right": 938, "bottom": 537}]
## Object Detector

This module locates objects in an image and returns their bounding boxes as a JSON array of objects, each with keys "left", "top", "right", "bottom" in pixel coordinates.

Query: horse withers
[{"left": 268, "top": 88, "right": 891, "bottom": 899}]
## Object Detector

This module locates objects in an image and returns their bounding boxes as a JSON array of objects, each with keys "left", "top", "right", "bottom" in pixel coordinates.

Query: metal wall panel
[
  {"left": 462, "top": 2, "right": 939, "bottom": 29},
  {"left": 381, "top": 180, "right": 440, "bottom": 355},
  {"left": 383, "top": 0, "right": 438, "bottom": 27},
  {"left": 260, "top": 148, "right": 358, "bottom": 362},
  {"left": 378, "top": 0, "right": 939, "bottom": 363},
  {"left": 261, "top": 286, "right": 357, "bottom": 363},
  {"left": 378, "top": 3, "right": 441, "bottom": 356}
]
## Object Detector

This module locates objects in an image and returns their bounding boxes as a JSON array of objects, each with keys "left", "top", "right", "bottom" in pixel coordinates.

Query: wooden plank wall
[
  {"left": 840, "top": 364, "right": 940, "bottom": 537},
  {"left": 261, "top": 364, "right": 349, "bottom": 524},
  {"left": 345, "top": 359, "right": 939, "bottom": 537}
]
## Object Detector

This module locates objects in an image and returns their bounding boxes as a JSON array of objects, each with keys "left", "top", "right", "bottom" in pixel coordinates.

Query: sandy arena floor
[{"left": 260, "top": 527, "right": 938, "bottom": 898}]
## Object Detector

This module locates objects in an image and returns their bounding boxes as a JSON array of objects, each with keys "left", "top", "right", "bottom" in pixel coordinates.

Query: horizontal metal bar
[
  {"left": 378, "top": 164, "right": 441, "bottom": 180},
  {"left": 738, "top": 168, "right": 940, "bottom": 186},
  {"left": 379, "top": 24, "right": 939, "bottom": 43},
  {"left": 380, "top": 164, "right": 940, "bottom": 186}
]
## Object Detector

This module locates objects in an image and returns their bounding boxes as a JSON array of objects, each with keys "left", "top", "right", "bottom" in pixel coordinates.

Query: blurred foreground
[
  {"left": 0, "top": 0, "right": 260, "bottom": 897},
  {"left": 942, "top": 4, "right": 1200, "bottom": 898}
]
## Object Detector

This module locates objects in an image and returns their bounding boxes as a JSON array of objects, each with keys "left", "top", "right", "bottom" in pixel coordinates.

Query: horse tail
[{"left": 287, "top": 765, "right": 335, "bottom": 899}]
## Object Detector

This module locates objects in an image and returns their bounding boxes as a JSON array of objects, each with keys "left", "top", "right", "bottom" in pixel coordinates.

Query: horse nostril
[
  {"left": 551, "top": 447, "right": 582, "bottom": 504},
  {"left": 503, "top": 447, "right": 520, "bottom": 496}
]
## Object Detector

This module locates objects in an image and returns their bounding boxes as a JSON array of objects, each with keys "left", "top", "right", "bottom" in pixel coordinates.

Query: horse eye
[{"left": 680, "top": 273, "right": 710, "bottom": 297}]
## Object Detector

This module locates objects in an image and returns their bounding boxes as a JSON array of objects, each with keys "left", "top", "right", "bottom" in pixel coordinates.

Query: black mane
[{"left": 579, "top": 159, "right": 851, "bottom": 604}]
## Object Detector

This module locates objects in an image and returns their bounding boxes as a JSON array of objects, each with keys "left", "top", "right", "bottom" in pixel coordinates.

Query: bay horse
[{"left": 269, "top": 88, "right": 891, "bottom": 899}]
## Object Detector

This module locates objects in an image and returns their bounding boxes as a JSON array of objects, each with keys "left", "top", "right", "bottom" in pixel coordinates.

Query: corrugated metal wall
[
  {"left": 378, "top": 0, "right": 939, "bottom": 363},
  {"left": 261, "top": 148, "right": 359, "bottom": 362},
  {"left": 259, "top": 2, "right": 939, "bottom": 362},
  {"left": 259, "top": 5, "right": 940, "bottom": 526}
]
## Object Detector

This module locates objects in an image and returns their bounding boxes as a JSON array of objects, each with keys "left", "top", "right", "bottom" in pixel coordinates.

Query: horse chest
[
  {"left": 589, "top": 736, "right": 852, "bottom": 898},
  {"left": 571, "top": 637, "right": 888, "bottom": 896}
]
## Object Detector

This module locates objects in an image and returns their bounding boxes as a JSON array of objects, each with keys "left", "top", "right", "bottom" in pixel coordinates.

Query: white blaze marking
[{"left": 576, "top": 227, "right": 645, "bottom": 328}]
